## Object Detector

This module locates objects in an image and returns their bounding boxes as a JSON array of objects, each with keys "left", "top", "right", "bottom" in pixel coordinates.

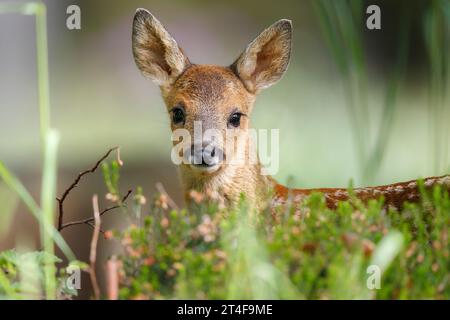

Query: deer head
[{"left": 132, "top": 9, "right": 292, "bottom": 207}]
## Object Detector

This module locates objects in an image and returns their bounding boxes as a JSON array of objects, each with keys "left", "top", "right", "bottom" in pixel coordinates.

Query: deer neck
[{"left": 180, "top": 160, "right": 272, "bottom": 210}]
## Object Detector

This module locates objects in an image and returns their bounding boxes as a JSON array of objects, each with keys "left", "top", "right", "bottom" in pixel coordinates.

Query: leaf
[
  {"left": 370, "top": 231, "right": 404, "bottom": 274},
  {"left": 68, "top": 260, "right": 89, "bottom": 271}
]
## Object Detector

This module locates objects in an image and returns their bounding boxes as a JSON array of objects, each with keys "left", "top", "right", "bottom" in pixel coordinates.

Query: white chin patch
[{"left": 190, "top": 164, "right": 220, "bottom": 174}]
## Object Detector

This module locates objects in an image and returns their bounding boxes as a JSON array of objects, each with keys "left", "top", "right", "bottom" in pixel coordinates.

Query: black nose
[{"left": 191, "top": 144, "right": 224, "bottom": 166}]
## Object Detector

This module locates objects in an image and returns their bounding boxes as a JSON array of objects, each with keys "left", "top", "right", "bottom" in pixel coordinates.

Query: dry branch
[
  {"left": 59, "top": 190, "right": 132, "bottom": 231},
  {"left": 89, "top": 195, "right": 101, "bottom": 300},
  {"left": 57, "top": 147, "right": 118, "bottom": 230},
  {"left": 56, "top": 147, "right": 132, "bottom": 233},
  {"left": 106, "top": 256, "right": 119, "bottom": 300}
]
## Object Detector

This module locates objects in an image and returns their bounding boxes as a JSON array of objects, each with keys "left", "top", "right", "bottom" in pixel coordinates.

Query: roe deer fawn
[{"left": 132, "top": 9, "right": 450, "bottom": 211}]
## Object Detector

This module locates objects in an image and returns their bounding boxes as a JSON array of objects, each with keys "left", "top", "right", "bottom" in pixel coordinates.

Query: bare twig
[
  {"left": 59, "top": 190, "right": 132, "bottom": 231},
  {"left": 106, "top": 256, "right": 119, "bottom": 300},
  {"left": 57, "top": 147, "right": 118, "bottom": 230},
  {"left": 89, "top": 195, "right": 101, "bottom": 300},
  {"left": 116, "top": 147, "right": 124, "bottom": 166},
  {"left": 156, "top": 182, "right": 179, "bottom": 210},
  {"left": 86, "top": 221, "right": 105, "bottom": 235}
]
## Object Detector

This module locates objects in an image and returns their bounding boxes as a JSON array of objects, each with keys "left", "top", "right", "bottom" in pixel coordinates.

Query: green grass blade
[
  {"left": 0, "top": 163, "right": 75, "bottom": 261},
  {"left": 0, "top": 2, "right": 50, "bottom": 144},
  {"left": 40, "top": 130, "right": 59, "bottom": 299},
  {"left": 0, "top": 184, "right": 18, "bottom": 236},
  {"left": 365, "top": 13, "right": 411, "bottom": 181}
]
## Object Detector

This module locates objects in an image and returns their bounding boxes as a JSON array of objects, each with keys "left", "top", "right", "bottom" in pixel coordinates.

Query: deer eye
[
  {"left": 228, "top": 112, "right": 243, "bottom": 128},
  {"left": 171, "top": 107, "right": 185, "bottom": 125}
]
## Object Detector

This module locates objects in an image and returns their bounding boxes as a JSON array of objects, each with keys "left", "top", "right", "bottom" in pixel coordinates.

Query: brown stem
[
  {"left": 106, "top": 256, "right": 119, "bottom": 300},
  {"left": 156, "top": 182, "right": 179, "bottom": 210},
  {"left": 59, "top": 190, "right": 132, "bottom": 231},
  {"left": 56, "top": 147, "right": 118, "bottom": 231},
  {"left": 89, "top": 195, "right": 101, "bottom": 300}
]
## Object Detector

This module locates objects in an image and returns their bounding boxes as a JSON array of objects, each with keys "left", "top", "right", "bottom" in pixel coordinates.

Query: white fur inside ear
[
  {"left": 232, "top": 20, "right": 292, "bottom": 92},
  {"left": 132, "top": 9, "right": 189, "bottom": 86},
  {"left": 232, "top": 19, "right": 292, "bottom": 93}
]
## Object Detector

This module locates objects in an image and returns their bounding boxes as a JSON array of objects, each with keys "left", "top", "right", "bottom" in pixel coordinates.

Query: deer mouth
[
  {"left": 190, "top": 162, "right": 221, "bottom": 174},
  {"left": 187, "top": 144, "right": 224, "bottom": 174}
]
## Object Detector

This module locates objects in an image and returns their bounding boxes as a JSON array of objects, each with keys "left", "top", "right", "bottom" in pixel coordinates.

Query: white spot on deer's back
[
  {"left": 334, "top": 190, "right": 347, "bottom": 197},
  {"left": 407, "top": 182, "right": 416, "bottom": 189},
  {"left": 438, "top": 176, "right": 450, "bottom": 186},
  {"left": 408, "top": 193, "right": 417, "bottom": 200},
  {"left": 425, "top": 179, "right": 435, "bottom": 187}
]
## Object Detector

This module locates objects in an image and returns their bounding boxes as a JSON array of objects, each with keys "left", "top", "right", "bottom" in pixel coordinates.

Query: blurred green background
[
  {"left": 0, "top": 0, "right": 449, "bottom": 295},
  {"left": 1, "top": 0, "right": 449, "bottom": 184}
]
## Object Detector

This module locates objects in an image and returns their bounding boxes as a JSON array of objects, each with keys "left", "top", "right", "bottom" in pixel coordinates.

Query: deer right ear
[{"left": 132, "top": 9, "right": 190, "bottom": 87}]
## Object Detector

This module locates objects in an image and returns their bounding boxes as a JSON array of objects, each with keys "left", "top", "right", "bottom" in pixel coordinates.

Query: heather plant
[{"left": 106, "top": 161, "right": 449, "bottom": 299}]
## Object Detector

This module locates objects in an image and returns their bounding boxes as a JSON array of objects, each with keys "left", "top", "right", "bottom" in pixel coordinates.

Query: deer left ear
[{"left": 231, "top": 19, "right": 292, "bottom": 93}]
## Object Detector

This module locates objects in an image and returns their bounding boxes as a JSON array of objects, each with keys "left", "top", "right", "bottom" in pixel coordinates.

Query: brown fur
[
  {"left": 272, "top": 175, "right": 450, "bottom": 210},
  {"left": 162, "top": 65, "right": 270, "bottom": 210},
  {"left": 132, "top": 9, "right": 450, "bottom": 212}
]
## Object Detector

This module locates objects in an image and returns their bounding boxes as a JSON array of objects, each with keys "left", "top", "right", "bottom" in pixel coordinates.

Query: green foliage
[
  {"left": 0, "top": 250, "right": 81, "bottom": 299},
  {"left": 112, "top": 181, "right": 450, "bottom": 300},
  {"left": 102, "top": 161, "right": 121, "bottom": 197}
]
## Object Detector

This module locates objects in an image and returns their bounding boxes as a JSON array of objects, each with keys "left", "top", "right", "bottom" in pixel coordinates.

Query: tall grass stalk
[
  {"left": 40, "top": 130, "right": 59, "bottom": 299},
  {"left": 0, "top": 2, "right": 75, "bottom": 298},
  {"left": 314, "top": 0, "right": 408, "bottom": 184},
  {"left": 0, "top": 162, "right": 75, "bottom": 261},
  {"left": 424, "top": 0, "right": 450, "bottom": 175},
  {"left": 365, "top": 15, "right": 410, "bottom": 182},
  {"left": 0, "top": 2, "right": 51, "bottom": 143},
  {"left": 0, "top": 185, "right": 17, "bottom": 235},
  {"left": 224, "top": 201, "right": 300, "bottom": 299},
  {"left": 34, "top": 3, "right": 51, "bottom": 144},
  {"left": 314, "top": 0, "right": 367, "bottom": 177}
]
